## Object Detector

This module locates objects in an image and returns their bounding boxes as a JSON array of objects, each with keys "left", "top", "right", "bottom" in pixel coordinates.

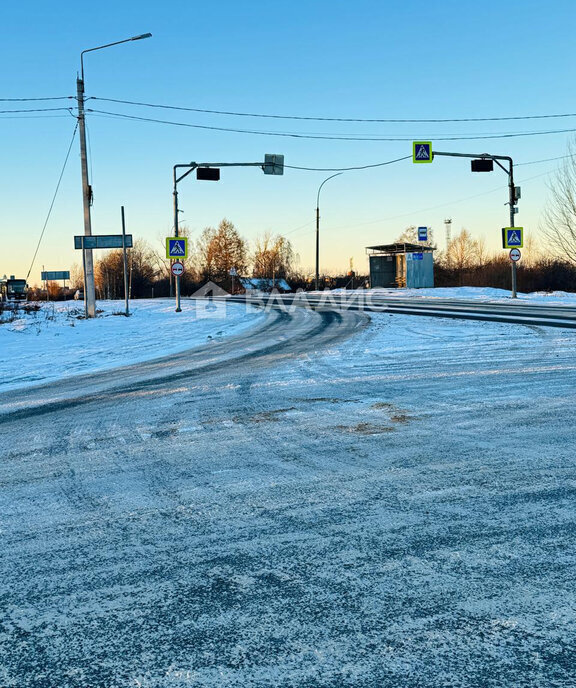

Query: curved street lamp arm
[
  {"left": 317, "top": 172, "right": 343, "bottom": 207},
  {"left": 80, "top": 33, "right": 152, "bottom": 81}
]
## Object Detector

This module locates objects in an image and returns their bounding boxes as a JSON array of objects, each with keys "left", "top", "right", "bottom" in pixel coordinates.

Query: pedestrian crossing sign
[
  {"left": 502, "top": 227, "right": 523, "bottom": 249},
  {"left": 166, "top": 237, "right": 188, "bottom": 259},
  {"left": 413, "top": 141, "right": 433, "bottom": 163}
]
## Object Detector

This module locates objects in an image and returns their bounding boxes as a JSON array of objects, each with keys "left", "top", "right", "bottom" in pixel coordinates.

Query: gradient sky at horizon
[{"left": 1, "top": 0, "right": 574, "bottom": 285}]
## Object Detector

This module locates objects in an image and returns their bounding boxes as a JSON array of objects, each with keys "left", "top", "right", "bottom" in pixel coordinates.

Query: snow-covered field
[{"left": 0, "top": 298, "right": 265, "bottom": 392}]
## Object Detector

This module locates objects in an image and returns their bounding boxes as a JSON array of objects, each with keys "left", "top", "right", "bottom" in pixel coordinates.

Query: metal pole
[
  {"left": 508, "top": 160, "right": 517, "bottom": 299},
  {"left": 77, "top": 34, "right": 151, "bottom": 317},
  {"left": 77, "top": 76, "right": 97, "bottom": 317},
  {"left": 315, "top": 205, "right": 320, "bottom": 290},
  {"left": 81, "top": 237, "right": 88, "bottom": 318},
  {"left": 173, "top": 169, "right": 182, "bottom": 312},
  {"left": 315, "top": 172, "right": 342, "bottom": 291},
  {"left": 121, "top": 206, "right": 130, "bottom": 316}
]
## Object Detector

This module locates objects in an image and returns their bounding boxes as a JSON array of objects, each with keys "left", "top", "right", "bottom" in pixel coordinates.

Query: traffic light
[
  {"left": 471, "top": 159, "right": 494, "bottom": 172},
  {"left": 196, "top": 167, "right": 220, "bottom": 181}
]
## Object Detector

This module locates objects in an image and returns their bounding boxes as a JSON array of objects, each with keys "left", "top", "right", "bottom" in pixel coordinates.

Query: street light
[
  {"left": 77, "top": 33, "right": 152, "bottom": 317},
  {"left": 315, "top": 173, "right": 342, "bottom": 291}
]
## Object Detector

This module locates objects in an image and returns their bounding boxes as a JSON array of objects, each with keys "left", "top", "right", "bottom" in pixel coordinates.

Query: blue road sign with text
[
  {"left": 418, "top": 227, "right": 428, "bottom": 241},
  {"left": 41, "top": 271, "right": 70, "bottom": 281},
  {"left": 74, "top": 235, "right": 133, "bottom": 250}
]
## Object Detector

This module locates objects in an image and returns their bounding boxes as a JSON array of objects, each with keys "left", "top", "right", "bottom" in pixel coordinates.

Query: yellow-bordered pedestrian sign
[
  {"left": 166, "top": 237, "right": 188, "bottom": 259},
  {"left": 413, "top": 141, "right": 433, "bottom": 163},
  {"left": 501, "top": 227, "right": 523, "bottom": 249}
]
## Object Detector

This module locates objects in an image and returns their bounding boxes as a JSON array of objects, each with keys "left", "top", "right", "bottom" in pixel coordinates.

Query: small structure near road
[{"left": 366, "top": 243, "right": 434, "bottom": 288}]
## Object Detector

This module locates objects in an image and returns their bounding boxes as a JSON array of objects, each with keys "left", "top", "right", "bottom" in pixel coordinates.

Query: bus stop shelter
[{"left": 366, "top": 243, "right": 434, "bottom": 289}]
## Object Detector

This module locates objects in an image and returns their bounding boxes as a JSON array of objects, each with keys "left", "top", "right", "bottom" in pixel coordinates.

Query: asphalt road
[
  {"left": 237, "top": 292, "right": 576, "bottom": 328},
  {"left": 1, "top": 305, "right": 575, "bottom": 688}
]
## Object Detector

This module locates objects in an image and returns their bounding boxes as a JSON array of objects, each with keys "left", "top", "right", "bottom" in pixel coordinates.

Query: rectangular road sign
[
  {"left": 166, "top": 237, "right": 188, "bottom": 259},
  {"left": 74, "top": 235, "right": 133, "bottom": 250},
  {"left": 413, "top": 141, "right": 433, "bottom": 163},
  {"left": 41, "top": 271, "right": 70, "bottom": 281},
  {"left": 418, "top": 226, "right": 428, "bottom": 241},
  {"left": 263, "top": 154, "right": 284, "bottom": 175},
  {"left": 502, "top": 227, "right": 523, "bottom": 248}
]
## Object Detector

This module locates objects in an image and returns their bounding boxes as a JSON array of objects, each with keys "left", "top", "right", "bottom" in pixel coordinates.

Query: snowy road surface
[{"left": 1, "top": 305, "right": 576, "bottom": 687}]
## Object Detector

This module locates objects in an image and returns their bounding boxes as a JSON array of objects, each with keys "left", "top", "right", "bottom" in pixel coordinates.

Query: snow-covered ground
[
  {"left": 334, "top": 286, "right": 576, "bottom": 304},
  {"left": 0, "top": 298, "right": 265, "bottom": 393},
  {"left": 1, "top": 288, "right": 574, "bottom": 395},
  {"left": 1, "top": 296, "right": 576, "bottom": 686}
]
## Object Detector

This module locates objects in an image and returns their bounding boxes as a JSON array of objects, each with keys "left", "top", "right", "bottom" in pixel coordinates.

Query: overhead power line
[
  {"left": 90, "top": 96, "right": 576, "bottom": 124},
  {"left": 284, "top": 156, "right": 412, "bottom": 171},
  {"left": 516, "top": 154, "right": 572, "bottom": 166},
  {"left": 26, "top": 123, "right": 79, "bottom": 282},
  {"left": 86, "top": 108, "right": 576, "bottom": 142},
  {"left": 0, "top": 107, "right": 74, "bottom": 114},
  {"left": 283, "top": 166, "right": 559, "bottom": 241},
  {"left": 284, "top": 153, "right": 569, "bottom": 172},
  {"left": 0, "top": 96, "right": 74, "bottom": 102},
  {"left": 0, "top": 114, "right": 74, "bottom": 120}
]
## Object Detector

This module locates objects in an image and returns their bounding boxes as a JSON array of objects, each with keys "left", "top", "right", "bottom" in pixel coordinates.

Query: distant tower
[{"left": 444, "top": 218, "right": 452, "bottom": 249}]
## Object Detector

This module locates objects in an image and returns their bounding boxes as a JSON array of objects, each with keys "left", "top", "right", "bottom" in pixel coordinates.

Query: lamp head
[{"left": 131, "top": 33, "right": 152, "bottom": 40}]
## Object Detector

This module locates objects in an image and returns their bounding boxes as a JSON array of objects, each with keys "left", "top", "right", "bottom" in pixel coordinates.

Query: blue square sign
[
  {"left": 418, "top": 226, "right": 428, "bottom": 241},
  {"left": 413, "top": 141, "right": 433, "bottom": 163},
  {"left": 502, "top": 227, "right": 523, "bottom": 248},
  {"left": 166, "top": 236, "right": 188, "bottom": 259}
]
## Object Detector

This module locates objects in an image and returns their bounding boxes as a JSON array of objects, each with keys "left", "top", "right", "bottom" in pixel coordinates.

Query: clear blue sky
[{"left": 1, "top": 0, "right": 574, "bottom": 284}]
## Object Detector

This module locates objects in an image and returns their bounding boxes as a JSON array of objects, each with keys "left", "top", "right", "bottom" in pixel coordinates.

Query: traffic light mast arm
[
  {"left": 433, "top": 150, "right": 516, "bottom": 221},
  {"left": 175, "top": 161, "right": 265, "bottom": 184},
  {"left": 433, "top": 151, "right": 511, "bottom": 163},
  {"left": 174, "top": 163, "right": 198, "bottom": 186},
  {"left": 432, "top": 148, "right": 518, "bottom": 297}
]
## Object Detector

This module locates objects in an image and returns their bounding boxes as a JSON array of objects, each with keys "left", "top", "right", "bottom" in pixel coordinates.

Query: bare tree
[
  {"left": 195, "top": 219, "right": 248, "bottom": 281},
  {"left": 542, "top": 143, "right": 576, "bottom": 264},
  {"left": 444, "top": 229, "right": 478, "bottom": 271},
  {"left": 474, "top": 236, "right": 489, "bottom": 267},
  {"left": 252, "top": 233, "right": 294, "bottom": 280},
  {"left": 69, "top": 263, "right": 84, "bottom": 291},
  {"left": 95, "top": 239, "right": 157, "bottom": 299},
  {"left": 395, "top": 225, "right": 436, "bottom": 248}
]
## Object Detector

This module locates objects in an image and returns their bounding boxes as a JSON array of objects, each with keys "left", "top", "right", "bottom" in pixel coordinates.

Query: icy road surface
[{"left": 1, "top": 306, "right": 575, "bottom": 687}]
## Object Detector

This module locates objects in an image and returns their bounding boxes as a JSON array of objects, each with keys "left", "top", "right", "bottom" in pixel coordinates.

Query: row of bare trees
[
  {"left": 185, "top": 219, "right": 295, "bottom": 283},
  {"left": 69, "top": 219, "right": 298, "bottom": 299}
]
